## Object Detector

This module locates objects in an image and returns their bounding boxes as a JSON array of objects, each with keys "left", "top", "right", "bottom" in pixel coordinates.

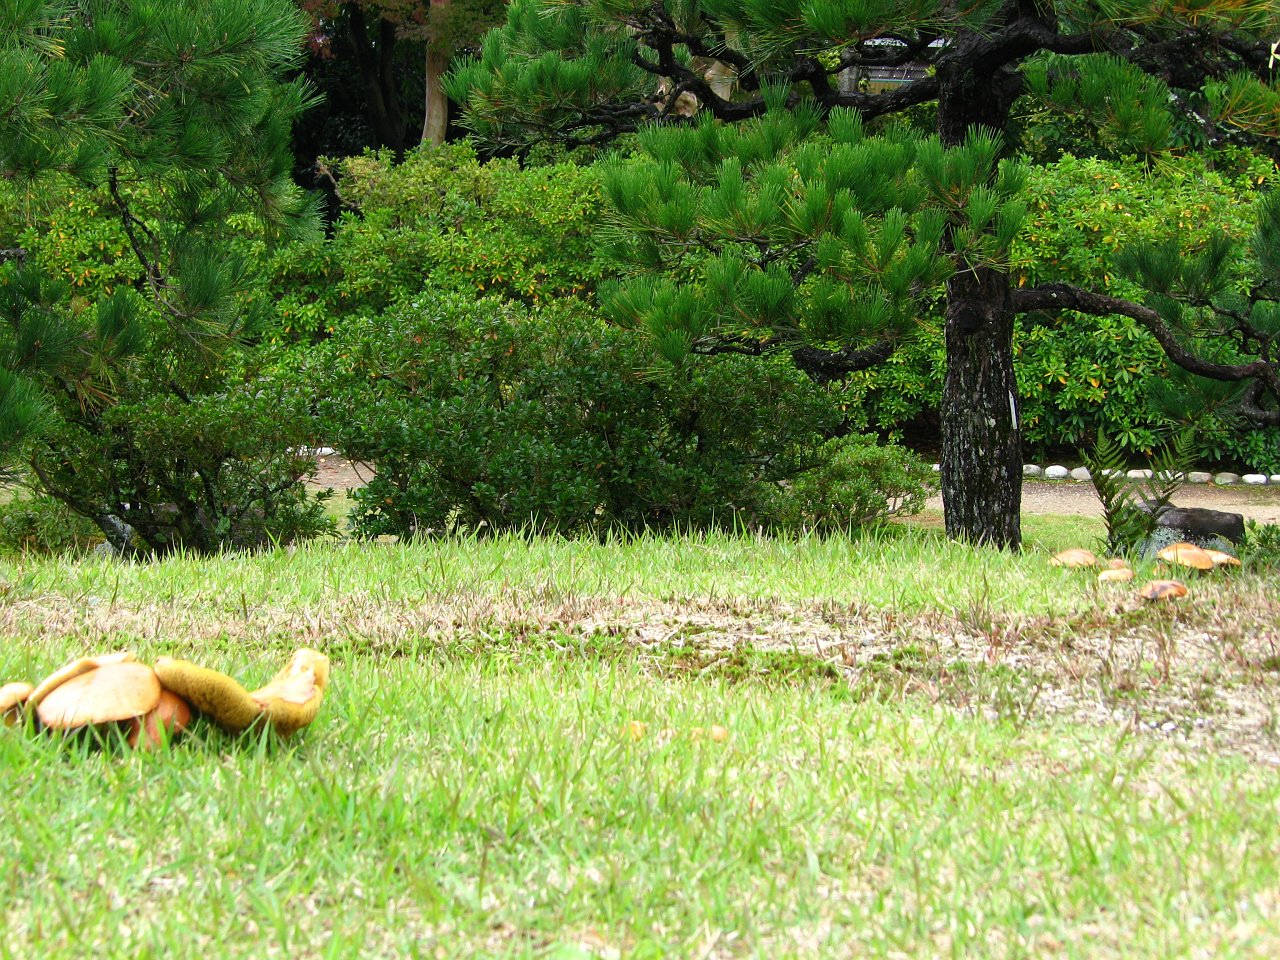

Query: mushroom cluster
[
  {"left": 0, "top": 649, "right": 329, "bottom": 747},
  {"left": 1049, "top": 540, "right": 1241, "bottom": 601}
]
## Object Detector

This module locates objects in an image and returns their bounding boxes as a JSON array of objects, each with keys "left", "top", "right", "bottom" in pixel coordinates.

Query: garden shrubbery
[
  {"left": 305, "top": 290, "right": 928, "bottom": 537},
  {"left": 261, "top": 143, "right": 611, "bottom": 342},
  {"left": 5, "top": 131, "right": 1274, "bottom": 557},
  {"left": 0, "top": 179, "right": 334, "bottom": 555}
]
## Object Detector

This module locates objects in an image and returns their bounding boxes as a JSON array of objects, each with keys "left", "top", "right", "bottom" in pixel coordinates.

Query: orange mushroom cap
[
  {"left": 1138, "top": 579, "right": 1188, "bottom": 601},
  {"left": 125, "top": 689, "right": 192, "bottom": 749},
  {"left": 36, "top": 661, "right": 161, "bottom": 731},
  {"left": 1157, "top": 542, "right": 1214, "bottom": 571},
  {"left": 1050, "top": 548, "right": 1098, "bottom": 568},
  {"left": 1098, "top": 568, "right": 1135, "bottom": 583},
  {"left": 1, "top": 682, "right": 34, "bottom": 725},
  {"left": 1201, "top": 548, "right": 1242, "bottom": 569},
  {"left": 27, "top": 651, "right": 136, "bottom": 710}
]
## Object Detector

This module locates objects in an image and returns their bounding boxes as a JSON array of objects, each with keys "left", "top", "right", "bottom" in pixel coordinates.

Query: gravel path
[{"left": 926, "top": 478, "right": 1280, "bottom": 521}]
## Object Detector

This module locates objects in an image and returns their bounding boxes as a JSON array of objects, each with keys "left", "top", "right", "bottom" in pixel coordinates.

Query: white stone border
[{"left": 928, "top": 463, "right": 1280, "bottom": 486}]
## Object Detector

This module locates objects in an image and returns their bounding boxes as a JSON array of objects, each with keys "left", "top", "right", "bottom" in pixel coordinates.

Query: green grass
[
  {"left": 0, "top": 516, "right": 1107, "bottom": 621},
  {"left": 3, "top": 526, "right": 1279, "bottom": 958}
]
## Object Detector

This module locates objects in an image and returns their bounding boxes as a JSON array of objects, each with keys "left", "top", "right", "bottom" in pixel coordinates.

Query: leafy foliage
[
  {"left": 837, "top": 152, "right": 1279, "bottom": 469},
  {"left": 1239, "top": 520, "right": 1280, "bottom": 569},
  {"left": 0, "top": 0, "right": 330, "bottom": 555},
  {"left": 452, "top": 0, "right": 1280, "bottom": 549},
  {"left": 764, "top": 435, "right": 933, "bottom": 533},
  {"left": 305, "top": 290, "right": 924, "bottom": 537},
  {"left": 262, "top": 143, "right": 610, "bottom": 341},
  {"left": 1083, "top": 431, "right": 1192, "bottom": 557}
]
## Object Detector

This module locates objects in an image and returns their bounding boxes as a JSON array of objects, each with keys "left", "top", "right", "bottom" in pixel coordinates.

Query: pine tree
[
  {"left": 449, "top": 0, "right": 1280, "bottom": 549},
  {"left": 0, "top": 0, "right": 324, "bottom": 553}
]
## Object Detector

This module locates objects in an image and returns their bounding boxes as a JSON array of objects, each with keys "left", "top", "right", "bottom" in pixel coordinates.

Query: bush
[
  {"left": 27, "top": 361, "right": 336, "bottom": 555},
  {"left": 306, "top": 291, "right": 920, "bottom": 537},
  {"left": 765, "top": 435, "right": 933, "bottom": 533},
  {"left": 1, "top": 177, "right": 335, "bottom": 556},
  {"left": 260, "top": 143, "right": 613, "bottom": 342},
  {"left": 0, "top": 492, "right": 100, "bottom": 555}
]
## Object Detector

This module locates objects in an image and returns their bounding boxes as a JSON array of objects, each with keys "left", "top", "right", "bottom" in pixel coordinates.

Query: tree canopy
[
  {"left": 0, "top": 0, "right": 324, "bottom": 553},
  {"left": 451, "top": 0, "right": 1280, "bottom": 549}
]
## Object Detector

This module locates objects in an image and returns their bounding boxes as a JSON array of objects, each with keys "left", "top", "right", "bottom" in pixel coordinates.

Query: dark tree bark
[
  {"left": 941, "top": 265, "right": 1022, "bottom": 547},
  {"left": 348, "top": 6, "right": 406, "bottom": 155},
  {"left": 933, "top": 24, "right": 1030, "bottom": 549}
]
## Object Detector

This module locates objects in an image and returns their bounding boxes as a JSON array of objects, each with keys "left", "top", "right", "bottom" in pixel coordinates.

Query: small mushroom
[
  {"left": 250, "top": 649, "right": 330, "bottom": 738},
  {"left": 1098, "top": 567, "right": 1135, "bottom": 583},
  {"left": 1, "top": 682, "right": 33, "bottom": 726},
  {"left": 1106, "top": 558, "right": 1131, "bottom": 570},
  {"left": 125, "top": 688, "right": 192, "bottom": 749},
  {"left": 1201, "top": 548, "right": 1242, "bottom": 569},
  {"left": 1050, "top": 548, "right": 1098, "bottom": 568},
  {"left": 1138, "top": 579, "right": 1188, "bottom": 601},
  {"left": 27, "top": 651, "right": 136, "bottom": 710},
  {"left": 36, "top": 661, "right": 161, "bottom": 732},
  {"left": 1157, "top": 542, "right": 1214, "bottom": 572},
  {"left": 153, "top": 657, "right": 262, "bottom": 733}
]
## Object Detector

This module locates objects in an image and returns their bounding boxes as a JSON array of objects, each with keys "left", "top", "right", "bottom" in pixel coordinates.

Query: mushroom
[
  {"left": 1201, "top": 548, "right": 1242, "bottom": 569},
  {"left": 36, "top": 661, "right": 161, "bottom": 733},
  {"left": 1, "top": 682, "right": 33, "bottom": 726},
  {"left": 1156, "top": 542, "right": 1214, "bottom": 572},
  {"left": 154, "top": 648, "right": 330, "bottom": 738},
  {"left": 27, "top": 651, "right": 136, "bottom": 710},
  {"left": 1138, "top": 579, "right": 1188, "bottom": 601},
  {"left": 250, "top": 649, "right": 331, "bottom": 738},
  {"left": 1098, "top": 568, "right": 1135, "bottom": 583},
  {"left": 1050, "top": 548, "right": 1098, "bottom": 568},
  {"left": 125, "top": 688, "right": 192, "bottom": 749},
  {"left": 1106, "top": 558, "right": 1131, "bottom": 570},
  {"left": 152, "top": 657, "right": 262, "bottom": 733}
]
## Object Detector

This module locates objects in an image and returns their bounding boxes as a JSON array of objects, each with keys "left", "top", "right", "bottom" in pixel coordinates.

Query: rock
[
  {"left": 1187, "top": 472, "right": 1213, "bottom": 484},
  {"left": 1213, "top": 472, "right": 1241, "bottom": 485},
  {"left": 1242, "top": 474, "right": 1267, "bottom": 485},
  {"left": 1126, "top": 469, "right": 1153, "bottom": 480},
  {"left": 1136, "top": 502, "right": 1246, "bottom": 554},
  {"left": 1069, "top": 466, "right": 1092, "bottom": 481},
  {"left": 1044, "top": 465, "right": 1070, "bottom": 480},
  {"left": 1270, "top": 475, "right": 1280, "bottom": 485},
  {"left": 1022, "top": 464, "right": 1043, "bottom": 478}
]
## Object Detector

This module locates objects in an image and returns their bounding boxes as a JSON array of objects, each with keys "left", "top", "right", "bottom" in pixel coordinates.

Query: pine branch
[{"left": 1014, "top": 282, "right": 1276, "bottom": 383}]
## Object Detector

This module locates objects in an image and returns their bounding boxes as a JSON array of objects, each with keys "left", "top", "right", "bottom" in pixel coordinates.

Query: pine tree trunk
[
  {"left": 422, "top": 43, "right": 448, "bottom": 147},
  {"left": 934, "top": 34, "right": 1027, "bottom": 549},
  {"left": 940, "top": 267, "right": 1022, "bottom": 548}
]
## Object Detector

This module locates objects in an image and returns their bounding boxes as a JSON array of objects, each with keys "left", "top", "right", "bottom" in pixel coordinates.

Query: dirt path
[
  {"left": 310, "top": 455, "right": 1280, "bottom": 522},
  {"left": 926, "top": 479, "right": 1280, "bottom": 522}
]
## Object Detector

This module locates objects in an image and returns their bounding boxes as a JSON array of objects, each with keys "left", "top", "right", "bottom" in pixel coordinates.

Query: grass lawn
[{"left": 3, "top": 520, "right": 1279, "bottom": 958}]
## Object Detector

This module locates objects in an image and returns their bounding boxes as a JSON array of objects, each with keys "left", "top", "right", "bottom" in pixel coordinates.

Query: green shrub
[
  {"left": 260, "top": 144, "right": 613, "bottom": 342},
  {"left": 1240, "top": 521, "right": 1280, "bottom": 570},
  {"left": 1, "top": 179, "right": 335, "bottom": 556},
  {"left": 0, "top": 491, "right": 100, "bottom": 555},
  {"left": 307, "top": 291, "right": 910, "bottom": 537},
  {"left": 28, "top": 362, "right": 336, "bottom": 555},
  {"left": 766, "top": 435, "right": 933, "bottom": 533}
]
